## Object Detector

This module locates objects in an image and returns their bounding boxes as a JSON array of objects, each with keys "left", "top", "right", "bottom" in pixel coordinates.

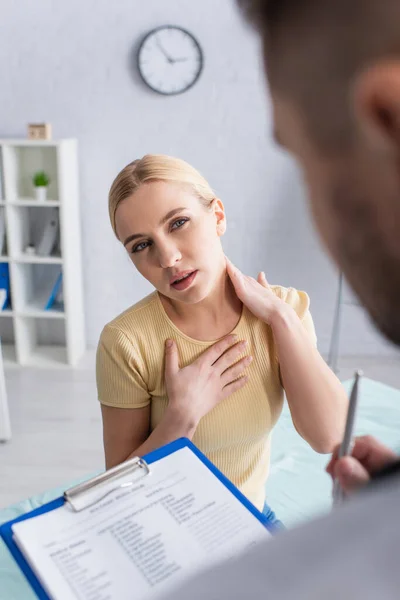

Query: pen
[{"left": 332, "top": 370, "right": 362, "bottom": 506}]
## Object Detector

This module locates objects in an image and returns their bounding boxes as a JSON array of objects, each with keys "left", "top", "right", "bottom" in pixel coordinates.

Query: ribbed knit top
[{"left": 96, "top": 288, "right": 316, "bottom": 510}]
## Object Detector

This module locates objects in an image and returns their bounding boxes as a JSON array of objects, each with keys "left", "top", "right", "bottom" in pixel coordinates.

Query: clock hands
[
  {"left": 155, "top": 35, "right": 188, "bottom": 64},
  {"left": 156, "top": 35, "right": 174, "bottom": 63}
]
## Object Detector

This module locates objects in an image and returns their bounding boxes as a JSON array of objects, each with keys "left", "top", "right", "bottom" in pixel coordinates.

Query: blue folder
[
  {"left": 0, "top": 262, "right": 10, "bottom": 310},
  {"left": 0, "top": 437, "right": 274, "bottom": 600},
  {"left": 44, "top": 272, "right": 62, "bottom": 311}
]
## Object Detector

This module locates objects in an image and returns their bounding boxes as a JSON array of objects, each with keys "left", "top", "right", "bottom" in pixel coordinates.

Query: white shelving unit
[{"left": 0, "top": 139, "right": 85, "bottom": 367}]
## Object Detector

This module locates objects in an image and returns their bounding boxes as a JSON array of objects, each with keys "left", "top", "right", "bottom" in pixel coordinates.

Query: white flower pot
[{"left": 35, "top": 186, "right": 47, "bottom": 202}]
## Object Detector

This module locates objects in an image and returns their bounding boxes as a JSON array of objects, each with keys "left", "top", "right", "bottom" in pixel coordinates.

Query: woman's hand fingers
[
  {"left": 257, "top": 271, "right": 269, "bottom": 288},
  {"left": 201, "top": 334, "right": 238, "bottom": 367},
  {"left": 226, "top": 256, "right": 269, "bottom": 296},
  {"left": 213, "top": 340, "right": 248, "bottom": 373},
  {"left": 222, "top": 374, "right": 249, "bottom": 399},
  {"left": 221, "top": 355, "right": 252, "bottom": 386},
  {"left": 225, "top": 257, "right": 245, "bottom": 290},
  {"left": 225, "top": 256, "right": 237, "bottom": 277},
  {"left": 225, "top": 256, "right": 278, "bottom": 323},
  {"left": 164, "top": 339, "right": 179, "bottom": 380},
  {"left": 165, "top": 333, "right": 251, "bottom": 429}
]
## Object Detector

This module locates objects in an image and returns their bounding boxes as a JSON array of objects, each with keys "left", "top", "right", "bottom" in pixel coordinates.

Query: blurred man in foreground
[{"left": 163, "top": 1, "right": 400, "bottom": 598}]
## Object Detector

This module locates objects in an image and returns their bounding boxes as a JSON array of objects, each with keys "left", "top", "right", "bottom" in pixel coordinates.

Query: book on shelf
[
  {"left": 0, "top": 207, "right": 5, "bottom": 256},
  {"left": 35, "top": 207, "right": 59, "bottom": 257},
  {"left": 0, "top": 290, "right": 6, "bottom": 311},
  {"left": 0, "top": 263, "right": 10, "bottom": 310},
  {"left": 44, "top": 272, "right": 63, "bottom": 311}
]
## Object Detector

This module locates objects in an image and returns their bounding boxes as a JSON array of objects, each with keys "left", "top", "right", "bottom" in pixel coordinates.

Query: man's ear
[
  {"left": 211, "top": 198, "right": 226, "bottom": 236},
  {"left": 353, "top": 60, "right": 400, "bottom": 153}
]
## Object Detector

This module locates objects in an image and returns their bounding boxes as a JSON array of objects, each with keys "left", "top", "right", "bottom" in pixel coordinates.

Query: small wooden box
[{"left": 27, "top": 123, "right": 52, "bottom": 140}]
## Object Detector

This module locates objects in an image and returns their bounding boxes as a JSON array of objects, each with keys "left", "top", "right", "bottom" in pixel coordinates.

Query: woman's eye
[
  {"left": 132, "top": 241, "right": 150, "bottom": 253},
  {"left": 171, "top": 218, "right": 188, "bottom": 231}
]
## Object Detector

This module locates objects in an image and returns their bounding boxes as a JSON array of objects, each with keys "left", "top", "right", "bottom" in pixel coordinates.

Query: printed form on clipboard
[{"left": 1, "top": 438, "right": 272, "bottom": 600}]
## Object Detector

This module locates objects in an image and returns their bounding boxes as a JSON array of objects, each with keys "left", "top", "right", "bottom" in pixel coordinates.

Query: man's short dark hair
[
  {"left": 237, "top": 0, "right": 400, "bottom": 152},
  {"left": 238, "top": 0, "right": 309, "bottom": 31}
]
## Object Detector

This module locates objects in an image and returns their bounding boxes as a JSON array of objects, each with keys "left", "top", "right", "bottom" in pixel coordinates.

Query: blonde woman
[{"left": 96, "top": 155, "right": 347, "bottom": 527}]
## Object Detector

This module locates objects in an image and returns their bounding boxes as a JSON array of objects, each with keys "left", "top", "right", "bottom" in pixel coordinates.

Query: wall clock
[{"left": 137, "top": 25, "right": 203, "bottom": 95}]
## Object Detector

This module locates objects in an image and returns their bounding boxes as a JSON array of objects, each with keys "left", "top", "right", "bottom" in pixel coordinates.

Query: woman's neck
[{"left": 159, "top": 267, "right": 243, "bottom": 341}]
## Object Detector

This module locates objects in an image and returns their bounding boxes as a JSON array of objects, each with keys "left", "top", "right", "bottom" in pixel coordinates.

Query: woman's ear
[
  {"left": 353, "top": 60, "right": 400, "bottom": 154},
  {"left": 211, "top": 198, "right": 227, "bottom": 237}
]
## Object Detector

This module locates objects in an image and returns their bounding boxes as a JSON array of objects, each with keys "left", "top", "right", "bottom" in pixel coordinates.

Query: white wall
[{"left": 0, "top": 0, "right": 397, "bottom": 356}]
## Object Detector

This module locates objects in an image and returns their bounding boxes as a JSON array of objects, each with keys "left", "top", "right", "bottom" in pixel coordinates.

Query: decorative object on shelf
[
  {"left": 27, "top": 123, "right": 52, "bottom": 140},
  {"left": 0, "top": 264, "right": 10, "bottom": 310},
  {"left": 32, "top": 171, "right": 50, "bottom": 202},
  {"left": 24, "top": 244, "right": 36, "bottom": 256},
  {"left": 35, "top": 207, "right": 59, "bottom": 256},
  {"left": 137, "top": 25, "right": 203, "bottom": 95}
]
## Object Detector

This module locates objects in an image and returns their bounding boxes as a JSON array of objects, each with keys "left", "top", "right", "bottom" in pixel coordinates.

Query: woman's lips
[{"left": 171, "top": 270, "right": 198, "bottom": 291}]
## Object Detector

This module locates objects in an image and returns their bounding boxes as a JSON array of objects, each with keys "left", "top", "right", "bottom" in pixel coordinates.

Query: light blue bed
[{"left": 1, "top": 377, "right": 400, "bottom": 599}]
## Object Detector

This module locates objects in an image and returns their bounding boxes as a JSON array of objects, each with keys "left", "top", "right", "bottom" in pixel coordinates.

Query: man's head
[{"left": 239, "top": 0, "right": 400, "bottom": 344}]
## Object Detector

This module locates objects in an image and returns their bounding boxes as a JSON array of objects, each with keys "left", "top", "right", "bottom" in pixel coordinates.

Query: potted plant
[{"left": 32, "top": 171, "right": 50, "bottom": 202}]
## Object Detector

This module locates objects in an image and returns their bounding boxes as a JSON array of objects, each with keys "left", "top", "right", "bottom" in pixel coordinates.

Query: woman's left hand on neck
[{"left": 225, "top": 257, "right": 287, "bottom": 325}]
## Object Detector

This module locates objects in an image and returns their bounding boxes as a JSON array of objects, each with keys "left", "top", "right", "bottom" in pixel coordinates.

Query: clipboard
[{"left": 0, "top": 437, "right": 274, "bottom": 600}]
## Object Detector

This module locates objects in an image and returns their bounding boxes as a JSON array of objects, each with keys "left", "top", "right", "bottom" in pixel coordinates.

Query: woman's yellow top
[{"left": 96, "top": 287, "right": 317, "bottom": 511}]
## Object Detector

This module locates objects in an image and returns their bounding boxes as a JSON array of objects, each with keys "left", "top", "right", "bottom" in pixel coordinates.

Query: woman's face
[{"left": 115, "top": 180, "right": 226, "bottom": 304}]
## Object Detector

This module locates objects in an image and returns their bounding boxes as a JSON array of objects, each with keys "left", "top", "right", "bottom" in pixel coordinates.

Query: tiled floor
[{"left": 0, "top": 353, "right": 399, "bottom": 509}]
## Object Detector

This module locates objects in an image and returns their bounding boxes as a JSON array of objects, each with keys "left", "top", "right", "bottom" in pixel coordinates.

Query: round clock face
[{"left": 137, "top": 26, "right": 203, "bottom": 95}]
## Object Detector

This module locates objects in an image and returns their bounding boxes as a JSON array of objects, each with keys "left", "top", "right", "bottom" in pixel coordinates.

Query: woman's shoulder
[
  {"left": 268, "top": 284, "right": 311, "bottom": 319},
  {"left": 100, "top": 291, "right": 160, "bottom": 343}
]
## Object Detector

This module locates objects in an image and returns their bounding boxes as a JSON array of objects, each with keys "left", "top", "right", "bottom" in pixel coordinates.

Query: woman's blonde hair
[{"left": 108, "top": 154, "right": 216, "bottom": 238}]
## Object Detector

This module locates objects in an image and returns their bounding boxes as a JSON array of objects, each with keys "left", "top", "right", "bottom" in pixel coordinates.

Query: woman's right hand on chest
[{"left": 163, "top": 335, "right": 251, "bottom": 434}]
